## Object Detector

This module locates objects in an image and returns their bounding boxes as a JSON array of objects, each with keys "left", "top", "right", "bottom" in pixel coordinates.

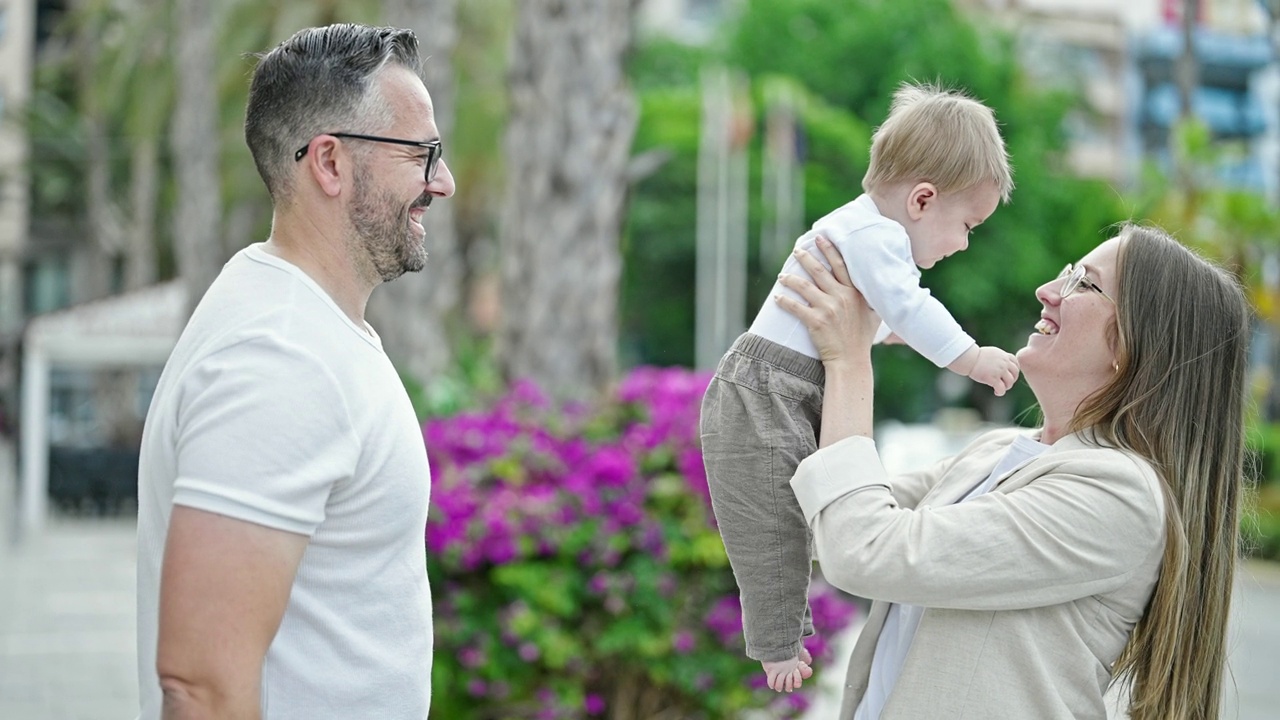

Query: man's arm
[{"left": 157, "top": 506, "right": 309, "bottom": 720}]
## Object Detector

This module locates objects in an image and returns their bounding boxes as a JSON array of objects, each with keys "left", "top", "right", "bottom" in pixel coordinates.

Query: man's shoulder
[
  {"left": 176, "top": 296, "right": 299, "bottom": 362},
  {"left": 184, "top": 261, "right": 344, "bottom": 359}
]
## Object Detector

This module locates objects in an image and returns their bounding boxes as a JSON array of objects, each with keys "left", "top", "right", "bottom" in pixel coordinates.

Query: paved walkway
[
  {"left": 1224, "top": 559, "right": 1280, "bottom": 720},
  {"left": 0, "top": 517, "right": 137, "bottom": 719},
  {"left": 1, "top": 441, "right": 138, "bottom": 720},
  {"left": 2, "top": 436, "right": 1279, "bottom": 719}
]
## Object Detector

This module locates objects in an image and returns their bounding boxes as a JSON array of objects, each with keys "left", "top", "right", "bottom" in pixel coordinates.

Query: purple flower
[
  {"left": 421, "top": 369, "right": 863, "bottom": 714},
  {"left": 705, "top": 595, "right": 744, "bottom": 647},
  {"left": 587, "top": 446, "right": 637, "bottom": 487},
  {"left": 534, "top": 688, "right": 558, "bottom": 720},
  {"left": 425, "top": 520, "right": 466, "bottom": 555},
  {"left": 505, "top": 378, "right": 551, "bottom": 410},
  {"left": 809, "top": 585, "right": 859, "bottom": 631},
  {"left": 588, "top": 573, "right": 609, "bottom": 595},
  {"left": 608, "top": 500, "right": 644, "bottom": 527},
  {"left": 772, "top": 691, "right": 812, "bottom": 714},
  {"left": 458, "top": 646, "right": 485, "bottom": 668},
  {"left": 673, "top": 630, "right": 695, "bottom": 654},
  {"left": 678, "top": 448, "right": 712, "bottom": 507},
  {"left": 640, "top": 523, "right": 665, "bottom": 556},
  {"left": 803, "top": 634, "right": 828, "bottom": 662}
]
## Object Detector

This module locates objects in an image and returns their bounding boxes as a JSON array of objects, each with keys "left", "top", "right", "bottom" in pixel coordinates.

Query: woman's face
[{"left": 1016, "top": 237, "right": 1122, "bottom": 398}]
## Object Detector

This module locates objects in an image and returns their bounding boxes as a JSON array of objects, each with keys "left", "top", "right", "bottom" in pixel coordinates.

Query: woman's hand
[
  {"left": 775, "top": 235, "right": 878, "bottom": 368},
  {"left": 776, "top": 235, "right": 876, "bottom": 446}
]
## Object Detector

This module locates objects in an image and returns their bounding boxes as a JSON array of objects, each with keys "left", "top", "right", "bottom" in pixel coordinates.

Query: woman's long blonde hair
[{"left": 1071, "top": 225, "right": 1249, "bottom": 719}]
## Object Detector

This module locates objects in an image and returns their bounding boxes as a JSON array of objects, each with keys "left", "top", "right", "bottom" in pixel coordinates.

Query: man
[{"left": 135, "top": 24, "right": 454, "bottom": 719}]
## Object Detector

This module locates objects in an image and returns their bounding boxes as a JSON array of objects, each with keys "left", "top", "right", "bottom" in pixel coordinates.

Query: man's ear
[
  {"left": 300, "top": 136, "right": 346, "bottom": 198},
  {"left": 906, "top": 182, "right": 937, "bottom": 221}
]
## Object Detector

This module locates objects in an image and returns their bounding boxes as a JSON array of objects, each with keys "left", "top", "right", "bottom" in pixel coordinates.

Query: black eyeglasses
[{"left": 294, "top": 132, "right": 444, "bottom": 182}]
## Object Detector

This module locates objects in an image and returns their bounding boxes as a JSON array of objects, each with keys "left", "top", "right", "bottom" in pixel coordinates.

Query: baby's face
[{"left": 907, "top": 181, "right": 1002, "bottom": 269}]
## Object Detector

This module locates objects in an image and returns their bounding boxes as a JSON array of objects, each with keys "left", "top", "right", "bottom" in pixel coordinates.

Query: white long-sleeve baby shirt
[{"left": 748, "top": 194, "right": 974, "bottom": 367}]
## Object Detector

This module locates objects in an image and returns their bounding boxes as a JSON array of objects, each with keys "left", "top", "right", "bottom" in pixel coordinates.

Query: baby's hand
[
  {"left": 967, "top": 346, "right": 1020, "bottom": 397},
  {"left": 762, "top": 646, "right": 814, "bottom": 693}
]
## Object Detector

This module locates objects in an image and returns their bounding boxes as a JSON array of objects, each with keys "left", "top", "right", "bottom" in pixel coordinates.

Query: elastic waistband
[{"left": 730, "top": 333, "right": 825, "bottom": 385}]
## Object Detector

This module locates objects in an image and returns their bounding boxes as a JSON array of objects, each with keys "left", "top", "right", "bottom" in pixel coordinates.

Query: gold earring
[{"left": 1112, "top": 360, "right": 1119, "bottom": 373}]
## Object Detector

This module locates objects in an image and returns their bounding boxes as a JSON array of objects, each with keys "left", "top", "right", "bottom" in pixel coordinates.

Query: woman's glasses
[{"left": 1057, "top": 263, "right": 1115, "bottom": 305}]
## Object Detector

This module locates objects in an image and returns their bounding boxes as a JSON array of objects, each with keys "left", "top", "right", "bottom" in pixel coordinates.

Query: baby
[{"left": 700, "top": 82, "right": 1019, "bottom": 693}]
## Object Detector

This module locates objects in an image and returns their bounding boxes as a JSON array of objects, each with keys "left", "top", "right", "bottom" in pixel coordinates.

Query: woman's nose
[{"left": 1035, "top": 278, "right": 1060, "bottom": 306}]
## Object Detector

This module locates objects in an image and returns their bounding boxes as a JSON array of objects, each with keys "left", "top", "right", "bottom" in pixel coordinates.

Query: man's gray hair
[{"left": 244, "top": 23, "right": 421, "bottom": 202}]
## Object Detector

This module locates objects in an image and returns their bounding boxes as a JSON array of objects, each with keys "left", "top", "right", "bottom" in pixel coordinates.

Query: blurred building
[
  {"left": 3, "top": 2, "right": 128, "bottom": 369},
  {"left": 2, "top": 0, "right": 76, "bottom": 430},
  {"left": 638, "top": 0, "right": 738, "bottom": 43},
  {"left": 645, "top": 0, "right": 1280, "bottom": 192},
  {"left": 0, "top": 0, "right": 37, "bottom": 429},
  {"left": 1134, "top": 1, "right": 1275, "bottom": 195},
  {"left": 964, "top": 0, "right": 1278, "bottom": 194},
  {"left": 2, "top": 0, "right": 168, "bottom": 533},
  {"left": 1008, "top": 4, "right": 1137, "bottom": 184}
]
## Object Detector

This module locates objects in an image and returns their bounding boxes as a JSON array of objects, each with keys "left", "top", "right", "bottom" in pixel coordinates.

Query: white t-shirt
[
  {"left": 136, "top": 244, "right": 433, "bottom": 719},
  {"left": 854, "top": 434, "right": 1050, "bottom": 720},
  {"left": 748, "top": 194, "right": 975, "bottom": 367}
]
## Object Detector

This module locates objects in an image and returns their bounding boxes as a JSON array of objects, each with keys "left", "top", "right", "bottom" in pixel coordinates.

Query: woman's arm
[
  {"left": 813, "top": 355, "right": 874, "bottom": 449},
  {"left": 774, "top": 237, "right": 880, "bottom": 447},
  {"left": 791, "top": 444, "right": 1165, "bottom": 609}
]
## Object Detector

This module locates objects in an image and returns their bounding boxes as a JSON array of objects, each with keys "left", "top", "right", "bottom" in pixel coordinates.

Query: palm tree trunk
[
  {"left": 1175, "top": 0, "right": 1200, "bottom": 200},
  {"left": 126, "top": 138, "right": 159, "bottom": 290},
  {"left": 368, "top": 0, "right": 462, "bottom": 386},
  {"left": 169, "top": 0, "right": 224, "bottom": 312},
  {"left": 496, "top": 0, "right": 640, "bottom": 401},
  {"left": 76, "top": 3, "right": 118, "bottom": 301}
]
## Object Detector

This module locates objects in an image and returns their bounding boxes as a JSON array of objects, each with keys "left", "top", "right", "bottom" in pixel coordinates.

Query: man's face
[
  {"left": 347, "top": 66, "right": 455, "bottom": 283},
  {"left": 350, "top": 159, "right": 431, "bottom": 282}
]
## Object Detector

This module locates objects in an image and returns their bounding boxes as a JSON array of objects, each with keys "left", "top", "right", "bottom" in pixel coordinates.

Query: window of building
[
  {"left": 23, "top": 255, "right": 72, "bottom": 315},
  {"left": 37, "top": 0, "right": 69, "bottom": 47}
]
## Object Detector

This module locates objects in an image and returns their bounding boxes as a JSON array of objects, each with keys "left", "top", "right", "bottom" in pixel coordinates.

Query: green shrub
[{"left": 424, "top": 368, "right": 859, "bottom": 719}]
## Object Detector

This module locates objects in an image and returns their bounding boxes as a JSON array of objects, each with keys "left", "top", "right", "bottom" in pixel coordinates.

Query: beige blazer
[{"left": 790, "top": 428, "right": 1165, "bottom": 720}]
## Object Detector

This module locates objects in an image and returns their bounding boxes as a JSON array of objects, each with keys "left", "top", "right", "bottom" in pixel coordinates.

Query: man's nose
[{"left": 429, "top": 159, "right": 456, "bottom": 198}]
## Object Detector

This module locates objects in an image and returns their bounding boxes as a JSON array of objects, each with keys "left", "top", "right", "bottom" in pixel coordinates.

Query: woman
[{"left": 774, "top": 224, "right": 1247, "bottom": 719}]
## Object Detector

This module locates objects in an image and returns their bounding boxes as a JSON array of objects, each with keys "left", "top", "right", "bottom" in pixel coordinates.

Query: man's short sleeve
[{"left": 171, "top": 335, "right": 360, "bottom": 536}]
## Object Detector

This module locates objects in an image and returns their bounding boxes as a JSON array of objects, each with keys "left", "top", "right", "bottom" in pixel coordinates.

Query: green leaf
[{"left": 491, "top": 564, "right": 579, "bottom": 617}]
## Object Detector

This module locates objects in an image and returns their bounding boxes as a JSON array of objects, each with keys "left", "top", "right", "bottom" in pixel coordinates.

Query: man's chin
[
  {"left": 404, "top": 254, "right": 427, "bottom": 274},
  {"left": 381, "top": 249, "right": 426, "bottom": 282}
]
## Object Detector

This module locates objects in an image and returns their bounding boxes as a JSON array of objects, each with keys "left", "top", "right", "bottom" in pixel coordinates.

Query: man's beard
[{"left": 349, "top": 163, "right": 431, "bottom": 282}]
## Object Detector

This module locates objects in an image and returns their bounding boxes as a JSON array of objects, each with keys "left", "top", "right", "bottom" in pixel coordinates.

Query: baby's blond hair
[{"left": 862, "top": 82, "right": 1013, "bottom": 202}]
